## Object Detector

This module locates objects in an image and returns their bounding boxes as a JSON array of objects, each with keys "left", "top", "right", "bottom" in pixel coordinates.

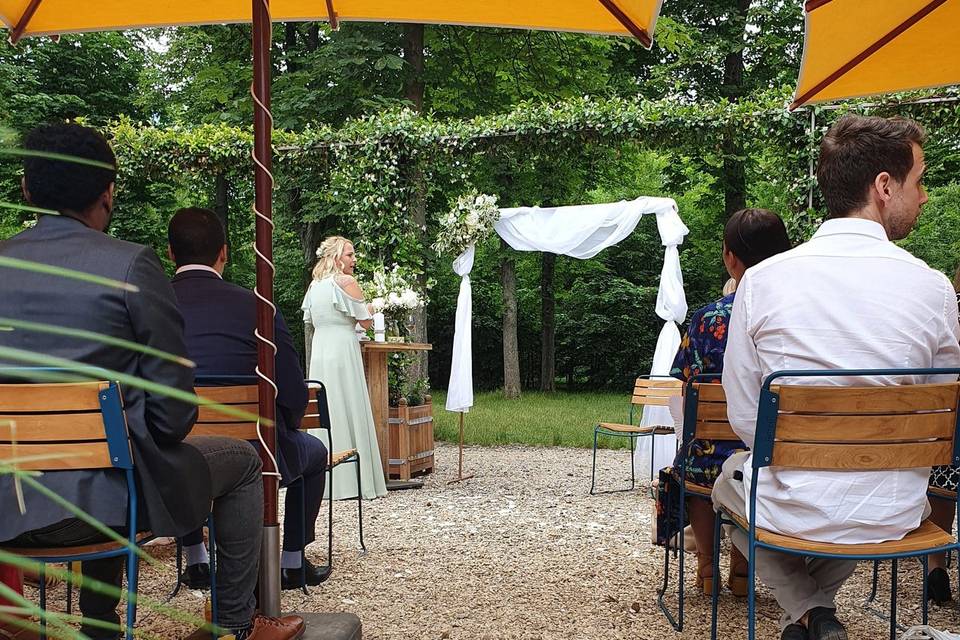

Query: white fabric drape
[
  {"left": 445, "top": 197, "right": 687, "bottom": 433},
  {"left": 445, "top": 244, "right": 475, "bottom": 413}
]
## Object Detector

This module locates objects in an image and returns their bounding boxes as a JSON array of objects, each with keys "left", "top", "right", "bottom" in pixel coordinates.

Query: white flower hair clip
[{"left": 316, "top": 247, "right": 323, "bottom": 258}]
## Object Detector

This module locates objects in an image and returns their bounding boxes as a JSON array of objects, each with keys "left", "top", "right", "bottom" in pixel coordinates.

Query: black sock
[{"left": 232, "top": 625, "right": 253, "bottom": 640}]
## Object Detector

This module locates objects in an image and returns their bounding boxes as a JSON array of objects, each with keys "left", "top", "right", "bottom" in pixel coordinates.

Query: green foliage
[
  {"left": 0, "top": 33, "right": 149, "bottom": 132},
  {"left": 900, "top": 182, "right": 960, "bottom": 277}
]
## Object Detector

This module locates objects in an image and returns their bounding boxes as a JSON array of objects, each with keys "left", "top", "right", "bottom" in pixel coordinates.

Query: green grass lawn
[{"left": 430, "top": 389, "right": 637, "bottom": 449}]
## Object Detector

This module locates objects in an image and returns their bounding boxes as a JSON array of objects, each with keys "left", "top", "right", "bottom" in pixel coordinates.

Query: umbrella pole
[
  {"left": 251, "top": 0, "right": 281, "bottom": 618},
  {"left": 447, "top": 411, "right": 474, "bottom": 484}
]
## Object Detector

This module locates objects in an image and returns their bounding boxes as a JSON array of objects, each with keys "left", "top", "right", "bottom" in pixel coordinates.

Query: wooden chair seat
[
  {"left": 684, "top": 481, "right": 712, "bottom": 497},
  {"left": 2, "top": 532, "right": 154, "bottom": 559},
  {"left": 723, "top": 509, "right": 954, "bottom": 556},
  {"left": 598, "top": 422, "right": 674, "bottom": 435},
  {"left": 928, "top": 485, "right": 956, "bottom": 501},
  {"left": 330, "top": 449, "right": 358, "bottom": 467}
]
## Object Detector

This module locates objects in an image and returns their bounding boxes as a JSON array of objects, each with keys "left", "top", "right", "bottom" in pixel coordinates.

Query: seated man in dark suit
[
  {"left": 0, "top": 124, "right": 304, "bottom": 640},
  {"left": 167, "top": 207, "right": 330, "bottom": 590}
]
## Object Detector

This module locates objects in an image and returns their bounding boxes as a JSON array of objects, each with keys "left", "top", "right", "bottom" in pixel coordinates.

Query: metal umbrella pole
[{"left": 251, "top": 0, "right": 281, "bottom": 617}]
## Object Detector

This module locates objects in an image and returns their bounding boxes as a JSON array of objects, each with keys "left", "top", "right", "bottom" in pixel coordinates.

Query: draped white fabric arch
[{"left": 446, "top": 196, "right": 688, "bottom": 482}]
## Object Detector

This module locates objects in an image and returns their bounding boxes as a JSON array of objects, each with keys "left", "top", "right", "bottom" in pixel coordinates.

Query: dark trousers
[
  {"left": 184, "top": 435, "right": 327, "bottom": 554},
  {"left": 4, "top": 436, "right": 264, "bottom": 637},
  {"left": 282, "top": 435, "right": 327, "bottom": 551},
  {"left": 5, "top": 519, "right": 127, "bottom": 639}
]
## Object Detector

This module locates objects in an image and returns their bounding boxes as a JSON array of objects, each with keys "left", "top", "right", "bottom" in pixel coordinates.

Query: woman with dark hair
[
  {"left": 656, "top": 208, "right": 793, "bottom": 597},
  {"left": 924, "top": 263, "right": 960, "bottom": 604}
]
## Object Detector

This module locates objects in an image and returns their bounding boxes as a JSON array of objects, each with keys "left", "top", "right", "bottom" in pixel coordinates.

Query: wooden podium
[{"left": 360, "top": 341, "right": 432, "bottom": 488}]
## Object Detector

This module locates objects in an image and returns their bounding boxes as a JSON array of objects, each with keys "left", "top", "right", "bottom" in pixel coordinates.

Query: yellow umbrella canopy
[
  {"left": 791, "top": 0, "right": 960, "bottom": 110},
  {"left": 2, "top": 0, "right": 664, "bottom": 46}
]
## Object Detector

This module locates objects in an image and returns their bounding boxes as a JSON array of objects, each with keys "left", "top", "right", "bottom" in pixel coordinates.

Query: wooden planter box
[{"left": 388, "top": 396, "right": 434, "bottom": 480}]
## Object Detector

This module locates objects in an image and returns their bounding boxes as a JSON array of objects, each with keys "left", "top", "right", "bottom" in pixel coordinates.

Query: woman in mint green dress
[{"left": 302, "top": 236, "right": 387, "bottom": 500}]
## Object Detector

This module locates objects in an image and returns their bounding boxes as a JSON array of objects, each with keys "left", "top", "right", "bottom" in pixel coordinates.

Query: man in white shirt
[{"left": 713, "top": 115, "right": 960, "bottom": 640}]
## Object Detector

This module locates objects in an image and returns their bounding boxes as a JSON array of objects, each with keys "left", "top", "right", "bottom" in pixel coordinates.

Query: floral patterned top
[
  {"left": 656, "top": 293, "right": 747, "bottom": 545},
  {"left": 671, "top": 293, "right": 734, "bottom": 381},
  {"left": 669, "top": 292, "right": 746, "bottom": 487}
]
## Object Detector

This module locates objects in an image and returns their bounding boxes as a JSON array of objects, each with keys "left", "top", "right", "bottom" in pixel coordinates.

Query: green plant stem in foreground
[
  {"left": 432, "top": 390, "right": 640, "bottom": 449},
  {"left": 0, "top": 550, "right": 218, "bottom": 638}
]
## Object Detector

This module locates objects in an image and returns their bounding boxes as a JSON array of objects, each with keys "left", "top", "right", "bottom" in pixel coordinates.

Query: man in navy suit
[{"left": 167, "top": 207, "right": 330, "bottom": 590}]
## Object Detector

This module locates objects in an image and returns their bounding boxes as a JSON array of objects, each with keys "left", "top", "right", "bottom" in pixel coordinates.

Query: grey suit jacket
[{"left": 0, "top": 215, "right": 211, "bottom": 540}]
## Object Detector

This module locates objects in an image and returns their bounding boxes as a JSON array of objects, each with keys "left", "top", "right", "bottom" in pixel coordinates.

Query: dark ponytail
[{"left": 723, "top": 208, "right": 792, "bottom": 269}]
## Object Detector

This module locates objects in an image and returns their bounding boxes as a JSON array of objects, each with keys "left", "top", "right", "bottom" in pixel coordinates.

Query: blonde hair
[
  {"left": 312, "top": 236, "right": 353, "bottom": 281},
  {"left": 722, "top": 277, "right": 737, "bottom": 296}
]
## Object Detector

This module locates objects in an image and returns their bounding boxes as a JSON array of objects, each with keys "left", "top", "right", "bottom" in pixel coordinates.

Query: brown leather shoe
[
  {"left": 0, "top": 620, "right": 40, "bottom": 639},
  {"left": 246, "top": 614, "right": 305, "bottom": 640}
]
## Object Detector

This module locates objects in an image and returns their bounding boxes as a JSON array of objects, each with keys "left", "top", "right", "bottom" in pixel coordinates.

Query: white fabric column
[
  {"left": 633, "top": 208, "right": 689, "bottom": 479},
  {"left": 445, "top": 244, "right": 475, "bottom": 413}
]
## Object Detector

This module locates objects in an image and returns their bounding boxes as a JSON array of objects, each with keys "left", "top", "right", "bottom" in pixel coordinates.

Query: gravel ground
[{"left": 35, "top": 443, "right": 960, "bottom": 639}]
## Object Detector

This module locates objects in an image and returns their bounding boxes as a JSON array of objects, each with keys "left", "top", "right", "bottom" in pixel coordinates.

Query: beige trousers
[{"left": 711, "top": 451, "right": 859, "bottom": 630}]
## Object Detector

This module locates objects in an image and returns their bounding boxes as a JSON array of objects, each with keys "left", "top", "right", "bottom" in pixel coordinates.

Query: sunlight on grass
[{"left": 432, "top": 390, "right": 637, "bottom": 449}]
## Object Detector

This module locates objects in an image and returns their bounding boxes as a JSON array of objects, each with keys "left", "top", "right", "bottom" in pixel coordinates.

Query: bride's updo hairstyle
[{"left": 312, "top": 235, "right": 353, "bottom": 281}]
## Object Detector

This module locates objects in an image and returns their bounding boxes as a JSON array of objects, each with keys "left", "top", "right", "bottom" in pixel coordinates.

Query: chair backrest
[
  {"left": 301, "top": 381, "right": 330, "bottom": 432},
  {"left": 682, "top": 381, "right": 739, "bottom": 443},
  {"left": 754, "top": 378, "right": 960, "bottom": 471},
  {"left": 0, "top": 381, "right": 132, "bottom": 471},
  {"left": 193, "top": 384, "right": 260, "bottom": 440},
  {"left": 631, "top": 377, "right": 682, "bottom": 407}
]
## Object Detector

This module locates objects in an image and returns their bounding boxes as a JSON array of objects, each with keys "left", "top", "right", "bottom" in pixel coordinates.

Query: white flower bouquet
[
  {"left": 433, "top": 190, "right": 500, "bottom": 256},
  {"left": 364, "top": 265, "right": 424, "bottom": 315}
]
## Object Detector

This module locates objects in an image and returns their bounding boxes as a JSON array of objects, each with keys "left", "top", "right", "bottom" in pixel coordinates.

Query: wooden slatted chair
[
  {"left": 708, "top": 369, "right": 960, "bottom": 640},
  {"left": 168, "top": 382, "right": 258, "bottom": 607},
  {"left": 865, "top": 482, "right": 960, "bottom": 610},
  {"left": 0, "top": 381, "right": 152, "bottom": 640},
  {"left": 302, "top": 380, "right": 365, "bottom": 576},
  {"left": 658, "top": 375, "right": 738, "bottom": 631},
  {"left": 590, "top": 375, "right": 681, "bottom": 495}
]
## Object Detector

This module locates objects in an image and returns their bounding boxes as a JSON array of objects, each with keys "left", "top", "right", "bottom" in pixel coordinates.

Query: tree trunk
[
  {"left": 402, "top": 24, "right": 425, "bottom": 110},
  {"left": 403, "top": 23, "right": 430, "bottom": 385},
  {"left": 720, "top": 0, "right": 751, "bottom": 217},
  {"left": 501, "top": 241, "right": 521, "bottom": 399},
  {"left": 540, "top": 252, "right": 556, "bottom": 392}
]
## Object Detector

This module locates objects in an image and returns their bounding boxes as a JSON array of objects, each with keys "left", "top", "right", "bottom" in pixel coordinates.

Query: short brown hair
[
  {"left": 816, "top": 115, "right": 925, "bottom": 218},
  {"left": 168, "top": 207, "right": 226, "bottom": 267}
]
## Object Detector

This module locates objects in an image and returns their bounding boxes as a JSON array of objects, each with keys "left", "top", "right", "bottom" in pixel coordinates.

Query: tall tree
[
  {"left": 0, "top": 33, "right": 150, "bottom": 132},
  {"left": 501, "top": 239, "right": 521, "bottom": 399},
  {"left": 540, "top": 252, "right": 556, "bottom": 392}
]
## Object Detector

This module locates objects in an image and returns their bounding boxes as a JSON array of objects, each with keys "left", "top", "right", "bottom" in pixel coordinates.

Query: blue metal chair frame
[
  {"left": 708, "top": 368, "right": 960, "bottom": 640},
  {"left": 590, "top": 374, "right": 678, "bottom": 496},
  {"left": 657, "top": 372, "right": 723, "bottom": 631},
  {"left": 13, "top": 382, "right": 153, "bottom": 640},
  {"left": 306, "top": 379, "right": 366, "bottom": 579},
  {"left": 864, "top": 485, "right": 959, "bottom": 626}
]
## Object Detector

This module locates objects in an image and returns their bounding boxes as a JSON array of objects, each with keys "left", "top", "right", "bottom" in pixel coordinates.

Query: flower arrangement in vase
[{"left": 363, "top": 264, "right": 424, "bottom": 342}]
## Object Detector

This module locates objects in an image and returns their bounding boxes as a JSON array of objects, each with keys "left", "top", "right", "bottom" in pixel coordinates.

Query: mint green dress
[{"left": 302, "top": 275, "right": 387, "bottom": 500}]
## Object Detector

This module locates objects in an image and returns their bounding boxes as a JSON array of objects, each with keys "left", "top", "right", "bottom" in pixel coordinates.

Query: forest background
[{"left": 3, "top": 0, "right": 960, "bottom": 399}]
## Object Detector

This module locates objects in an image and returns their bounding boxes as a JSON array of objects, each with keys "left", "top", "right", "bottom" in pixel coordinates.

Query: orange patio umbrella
[
  {"left": 791, "top": 0, "right": 960, "bottom": 109},
  {"left": 2, "top": 0, "right": 665, "bottom": 45},
  {"left": 1, "top": 0, "right": 665, "bottom": 617}
]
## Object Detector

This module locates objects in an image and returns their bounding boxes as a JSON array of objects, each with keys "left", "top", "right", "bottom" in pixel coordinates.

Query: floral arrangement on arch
[
  {"left": 363, "top": 264, "right": 424, "bottom": 316},
  {"left": 433, "top": 190, "right": 500, "bottom": 256}
]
